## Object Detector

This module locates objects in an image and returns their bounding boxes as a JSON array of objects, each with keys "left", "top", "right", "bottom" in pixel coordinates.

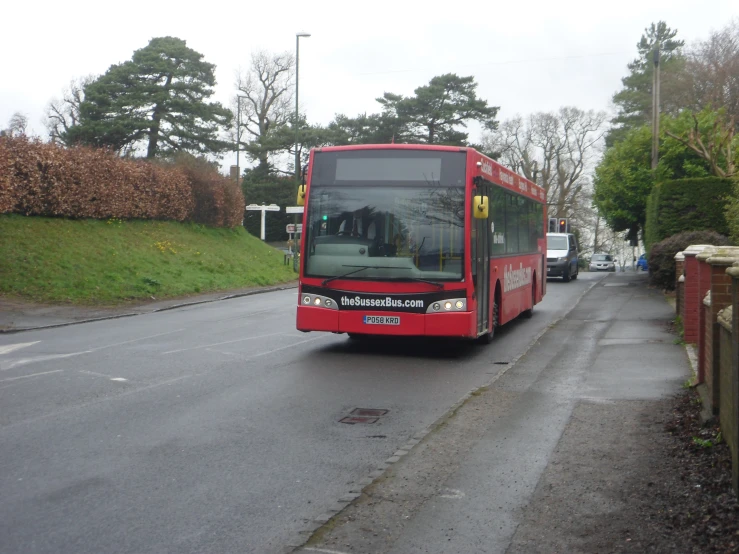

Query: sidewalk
[
  {"left": 0, "top": 281, "right": 298, "bottom": 333},
  {"left": 295, "top": 273, "right": 695, "bottom": 554}
]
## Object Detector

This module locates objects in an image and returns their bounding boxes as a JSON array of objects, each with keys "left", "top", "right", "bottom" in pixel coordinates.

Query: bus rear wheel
[{"left": 522, "top": 282, "right": 535, "bottom": 318}]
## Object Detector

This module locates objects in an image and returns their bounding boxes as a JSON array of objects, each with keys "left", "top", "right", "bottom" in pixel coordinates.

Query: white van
[{"left": 546, "top": 233, "right": 579, "bottom": 282}]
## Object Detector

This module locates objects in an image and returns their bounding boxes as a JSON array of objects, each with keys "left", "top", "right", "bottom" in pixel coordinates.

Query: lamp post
[
  {"left": 235, "top": 94, "right": 247, "bottom": 185},
  {"left": 295, "top": 32, "right": 311, "bottom": 182},
  {"left": 294, "top": 32, "right": 310, "bottom": 273}
]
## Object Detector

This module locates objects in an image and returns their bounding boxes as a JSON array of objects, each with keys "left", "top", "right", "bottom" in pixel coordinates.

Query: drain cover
[
  {"left": 339, "top": 408, "right": 389, "bottom": 424},
  {"left": 340, "top": 416, "right": 379, "bottom": 424},
  {"left": 351, "top": 408, "right": 388, "bottom": 417}
]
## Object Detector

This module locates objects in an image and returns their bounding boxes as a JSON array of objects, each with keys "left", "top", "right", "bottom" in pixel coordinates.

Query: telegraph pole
[{"left": 651, "top": 43, "right": 661, "bottom": 170}]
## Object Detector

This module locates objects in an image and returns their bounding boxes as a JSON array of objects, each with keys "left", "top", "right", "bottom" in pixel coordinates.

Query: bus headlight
[
  {"left": 300, "top": 293, "right": 338, "bottom": 310},
  {"left": 427, "top": 298, "right": 467, "bottom": 313}
]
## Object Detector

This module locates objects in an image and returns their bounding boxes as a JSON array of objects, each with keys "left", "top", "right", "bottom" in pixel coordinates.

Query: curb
[{"left": 0, "top": 283, "right": 298, "bottom": 334}]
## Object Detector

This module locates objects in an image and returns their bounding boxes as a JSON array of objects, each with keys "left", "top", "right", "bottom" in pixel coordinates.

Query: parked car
[
  {"left": 589, "top": 253, "right": 616, "bottom": 272},
  {"left": 546, "top": 232, "right": 579, "bottom": 282},
  {"left": 636, "top": 253, "right": 648, "bottom": 271}
]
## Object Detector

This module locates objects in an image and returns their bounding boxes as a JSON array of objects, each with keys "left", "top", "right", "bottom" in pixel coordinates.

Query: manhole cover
[
  {"left": 351, "top": 408, "right": 388, "bottom": 417},
  {"left": 340, "top": 416, "right": 379, "bottom": 425},
  {"left": 339, "top": 408, "right": 389, "bottom": 424}
]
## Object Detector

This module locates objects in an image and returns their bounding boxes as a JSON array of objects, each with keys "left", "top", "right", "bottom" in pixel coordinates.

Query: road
[{"left": 1, "top": 272, "right": 612, "bottom": 554}]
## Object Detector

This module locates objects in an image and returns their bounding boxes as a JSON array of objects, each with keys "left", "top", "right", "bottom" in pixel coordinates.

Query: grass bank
[{"left": 0, "top": 215, "right": 296, "bottom": 305}]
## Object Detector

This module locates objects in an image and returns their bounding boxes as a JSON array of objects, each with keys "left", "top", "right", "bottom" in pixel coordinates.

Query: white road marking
[
  {"left": 80, "top": 370, "right": 114, "bottom": 378},
  {"left": 1, "top": 330, "right": 185, "bottom": 371},
  {"left": 303, "top": 548, "right": 352, "bottom": 554},
  {"left": 243, "top": 336, "right": 329, "bottom": 360},
  {"left": 79, "top": 371, "right": 128, "bottom": 382},
  {"left": 90, "top": 329, "right": 185, "bottom": 351},
  {"left": 162, "top": 332, "right": 288, "bottom": 354},
  {"left": 0, "top": 370, "right": 63, "bottom": 383},
  {"left": 0, "top": 341, "right": 40, "bottom": 355},
  {"left": 2, "top": 351, "right": 92, "bottom": 370}
]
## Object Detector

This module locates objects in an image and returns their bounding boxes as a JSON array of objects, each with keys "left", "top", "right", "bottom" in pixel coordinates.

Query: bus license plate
[{"left": 364, "top": 315, "right": 400, "bottom": 325}]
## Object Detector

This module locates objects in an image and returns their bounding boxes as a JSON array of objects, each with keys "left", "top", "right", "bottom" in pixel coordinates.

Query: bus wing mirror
[
  {"left": 473, "top": 195, "right": 489, "bottom": 219},
  {"left": 301, "top": 164, "right": 309, "bottom": 185},
  {"left": 297, "top": 184, "right": 306, "bottom": 206}
]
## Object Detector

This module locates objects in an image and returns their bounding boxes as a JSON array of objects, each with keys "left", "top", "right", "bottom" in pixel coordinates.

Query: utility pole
[{"left": 651, "top": 43, "right": 661, "bottom": 170}]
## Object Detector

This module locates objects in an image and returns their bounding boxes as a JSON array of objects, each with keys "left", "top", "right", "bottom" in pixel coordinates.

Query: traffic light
[
  {"left": 558, "top": 218, "right": 568, "bottom": 233},
  {"left": 548, "top": 218, "right": 557, "bottom": 233}
]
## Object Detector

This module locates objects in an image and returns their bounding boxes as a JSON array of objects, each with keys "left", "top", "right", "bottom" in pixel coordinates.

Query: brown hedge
[{"left": 0, "top": 136, "right": 244, "bottom": 228}]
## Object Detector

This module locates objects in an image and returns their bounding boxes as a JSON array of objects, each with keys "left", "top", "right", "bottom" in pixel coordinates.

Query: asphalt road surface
[{"left": 1, "top": 273, "right": 605, "bottom": 554}]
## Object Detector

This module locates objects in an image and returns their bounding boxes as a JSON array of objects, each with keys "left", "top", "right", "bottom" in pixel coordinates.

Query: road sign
[
  {"left": 246, "top": 204, "right": 280, "bottom": 212},
  {"left": 286, "top": 206, "right": 304, "bottom": 214},
  {"left": 286, "top": 224, "right": 303, "bottom": 234}
]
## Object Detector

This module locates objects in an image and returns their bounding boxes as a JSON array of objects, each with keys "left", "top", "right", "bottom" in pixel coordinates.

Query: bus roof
[
  {"left": 314, "top": 144, "right": 465, "bottom": 153},
  {"left": 310, "top": 143, "right": 544, "bottom": 203}
]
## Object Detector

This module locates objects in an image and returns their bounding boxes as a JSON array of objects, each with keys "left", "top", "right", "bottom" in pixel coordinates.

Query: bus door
[{"left": 473, "top": 182, "right": 491, "bottom": 335}]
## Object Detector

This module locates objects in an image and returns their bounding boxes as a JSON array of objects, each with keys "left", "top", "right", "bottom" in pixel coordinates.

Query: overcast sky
[{"left": 2, "top": 0, "right": 737, "bottom": 171}]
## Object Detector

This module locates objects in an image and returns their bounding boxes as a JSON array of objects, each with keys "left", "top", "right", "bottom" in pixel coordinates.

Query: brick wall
[{"left": 683, "top": 246, "right": 713, "bottom": 343}]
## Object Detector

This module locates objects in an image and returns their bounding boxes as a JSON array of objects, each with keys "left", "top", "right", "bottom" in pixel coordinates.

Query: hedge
[
  {"left": 644, "top": 177, "right": 733, "bottom": 250},
  {"left": 648, "top": 230, "right": 731, "bottom": 290},
  {"left": 0, "top": 136, "right": 244, "bottom": 228}
]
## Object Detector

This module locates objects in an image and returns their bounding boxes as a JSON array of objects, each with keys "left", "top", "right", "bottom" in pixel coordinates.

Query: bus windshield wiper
[
  {"left": 321, "top": 265, "right": 405, "bottom": 286},
  {"left": 386, "top": 277, "right": 444, "bottom": 289}
]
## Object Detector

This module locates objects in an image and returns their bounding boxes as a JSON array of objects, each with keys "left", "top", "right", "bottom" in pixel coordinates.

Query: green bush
[
  {"left": 644, "top": 177, "right": 733, "bottom": 250},
  {"left": 648, "top": 230, "right": 731, "bottom": 290},
  {"left": 727, "top": 178, "right": 739, "bottom": 244}
]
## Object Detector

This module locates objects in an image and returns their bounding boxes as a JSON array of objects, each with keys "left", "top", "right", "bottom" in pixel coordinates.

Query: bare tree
[
  {"left": 234, "top": 51, "right": 295, "bottom": 175},
  {"left": 665, "top": 112, "right": 736, "bottom": 178},
  {"left": 683, "top": 19, "right": 739, "bottom": 125},
  {"left": 484, "top": 107, "right": 607, "bottom": 225},
  {"left": 44, "top": 76, "right": 95, "bottom": 144},
  {"left": 5, "top": 112, "right": 29, "bottom": 137}
]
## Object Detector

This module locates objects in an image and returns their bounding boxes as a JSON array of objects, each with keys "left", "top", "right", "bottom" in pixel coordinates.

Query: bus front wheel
[{"left": 477, "top": 292, "right": 499, "bottom": 344}]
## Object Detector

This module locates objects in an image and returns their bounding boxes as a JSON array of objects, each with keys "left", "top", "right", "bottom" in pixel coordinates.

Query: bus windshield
[{"left": 305, "top": 185, "right": 465, "bottom": 281}]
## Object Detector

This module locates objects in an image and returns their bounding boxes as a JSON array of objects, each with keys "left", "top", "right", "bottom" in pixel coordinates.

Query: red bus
[{"left": 295, "top": 144, "right": 546, "bottom": 342}]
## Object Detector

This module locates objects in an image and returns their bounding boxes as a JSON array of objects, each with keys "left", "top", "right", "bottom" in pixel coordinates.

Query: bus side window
[{"left": 490, "top": 187, "right": 506, "bottom": 256}]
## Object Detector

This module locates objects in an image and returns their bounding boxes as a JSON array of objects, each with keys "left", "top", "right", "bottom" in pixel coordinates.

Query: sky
[{"left": 2, "top": 0, "right": 737, "bottom": 173}]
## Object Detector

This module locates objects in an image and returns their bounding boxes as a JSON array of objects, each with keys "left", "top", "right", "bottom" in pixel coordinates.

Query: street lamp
[
  {"left": 235, "top": 94, "right": 247, "bottom": 185},
  {"left": 295, "top": 32, "right": 311, "bottom": 182}
]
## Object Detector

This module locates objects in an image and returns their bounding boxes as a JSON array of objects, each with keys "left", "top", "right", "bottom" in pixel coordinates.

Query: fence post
[
  {"left": 726, "top": 262, "right": 739, "bottom": 497},
  {"left": 675, "top": 251, "right": 685, "bottom": 318}
]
